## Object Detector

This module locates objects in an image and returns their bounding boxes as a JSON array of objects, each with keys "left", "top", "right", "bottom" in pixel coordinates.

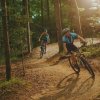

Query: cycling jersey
[
  {"left": 62, "top": 32, "right": 78, "bottom": 52},
  {"left": 62, "top": 32, "right": 78, "bottom": 44},
  {"left": 41, "top": 34, "right": 49, "bottom": 42}
]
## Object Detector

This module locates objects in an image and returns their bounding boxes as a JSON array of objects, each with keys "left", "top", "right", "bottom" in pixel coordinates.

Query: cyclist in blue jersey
[
  {"left": 39, "top": 29, "right": 50, "bottom": 53},
  {"left": 62, "top": 28, "right": 86, "bottom": 53},
  {"left": 62, "top": 28, "right": 87, "bottom": 66}
]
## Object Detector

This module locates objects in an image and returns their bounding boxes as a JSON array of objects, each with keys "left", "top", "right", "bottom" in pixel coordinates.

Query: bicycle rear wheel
[
  {"left": 68, "top": 57, "right": 80, "bottom": 74},
  {"left": 40, "top": 46, "right": 44, "bottom": 58},
  {"left": 44, "top": 43, "right": 46, "bottom": 53},
  {"left": 80, "top": 57, "right": 95, "bottom": 77}
]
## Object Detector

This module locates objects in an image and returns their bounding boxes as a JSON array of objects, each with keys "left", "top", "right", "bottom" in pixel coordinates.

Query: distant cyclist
[
  {"left": 39, "top": 29, "right": 50, "bottom": 53},
  {"left": 62, "top": 28, "right": 87, "bottom": 65}
]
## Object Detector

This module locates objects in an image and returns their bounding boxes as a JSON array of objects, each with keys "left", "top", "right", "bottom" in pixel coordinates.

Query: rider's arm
[
  {"left": 47, "top": 34, "right": 50, "bottom": 43},
  {"left": 63, "top": 43, "right": 67, "bottom": 53},
  {"left": 39, "top": 32, "right": 44, "bottom": 41},
  {"left": 77, "top": 35, "right": 86, "bottom": 43}
]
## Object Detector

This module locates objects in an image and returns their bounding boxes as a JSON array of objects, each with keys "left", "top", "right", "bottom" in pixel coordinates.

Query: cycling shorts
[{"left": 66, "top": 43, "right": 78, "bottom": 52}]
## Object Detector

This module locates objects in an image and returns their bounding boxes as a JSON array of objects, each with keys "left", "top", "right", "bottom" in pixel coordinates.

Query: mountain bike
[
  {"left": 40, "top": 40, "right": 46, "bottom": 58},
  {"left": 65, "top": 44, "right": 95, "bottom": 78}
]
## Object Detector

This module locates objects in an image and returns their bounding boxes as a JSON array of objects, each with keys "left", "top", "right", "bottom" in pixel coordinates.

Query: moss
[{"left": 0, "top": 78, "right": 26, "bottom": 89}]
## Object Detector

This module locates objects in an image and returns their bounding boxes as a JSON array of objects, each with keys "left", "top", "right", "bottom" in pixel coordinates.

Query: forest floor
[{"left": 0, "top": 38, "right": 100, "bottom": 100}]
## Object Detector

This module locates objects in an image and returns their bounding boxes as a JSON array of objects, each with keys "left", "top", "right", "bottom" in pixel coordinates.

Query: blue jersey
[{"left": 62, "top": 32, "right": 78, "bottom": 44}]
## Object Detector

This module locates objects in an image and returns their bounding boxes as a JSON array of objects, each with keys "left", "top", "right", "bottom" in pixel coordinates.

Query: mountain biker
[
  {"left": 62, "top": 28, "right": 86, "bottom": 52},
  {"left": 39, "top": 29, "right": 50, "bottom": 53},
  {"left": 62, "top": 28, "right": 87, "bottom": 66}
]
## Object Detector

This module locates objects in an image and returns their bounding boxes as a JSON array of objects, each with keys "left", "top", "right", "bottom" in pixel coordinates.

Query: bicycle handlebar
[
  {"left": 78, "top": 42, "right": 87, "bottom": 49},
  {"left": 65, "top": 42, "right": 87, "bottom": 55}
]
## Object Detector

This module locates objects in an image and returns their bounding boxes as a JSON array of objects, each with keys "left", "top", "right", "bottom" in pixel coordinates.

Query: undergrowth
[
  {"left": 0, "top": 78, "right": 26, "bottom": 89},
  {"left": 81, "top": 43, "right": 100, "bottom": 58}
]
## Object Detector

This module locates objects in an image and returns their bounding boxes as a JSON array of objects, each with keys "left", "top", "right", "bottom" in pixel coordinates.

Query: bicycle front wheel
[
  {"left": 68, "top": 57, "right": 80, "bottom": 74},
  {"left": 80, "top": 57, "right": 95, "bottom": 77},
  {"left": 40, "top": 47, "right": 44, "bottom": 58}
]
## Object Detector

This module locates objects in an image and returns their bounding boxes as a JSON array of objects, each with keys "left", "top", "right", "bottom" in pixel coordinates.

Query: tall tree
[
  {"left": 46, "top": 0, "right": 50, "bottom": 28},
  {"left": 1, "top": 0, "right": 11, "bottom": 80},
  {"left": 40, "top": 0, "right": 50, "bottom": 29},
  {"left": 23, "top": 0, "right": 31, "bottom": 53},
  {"left": 74, "top": 0, "right": 83, "bottom": 36},
  {"left": 41, "top": 0, "right": 44, "bottom": 27},
  {"left": 54, "top": 0, "right": 63, "bottom": 52}
]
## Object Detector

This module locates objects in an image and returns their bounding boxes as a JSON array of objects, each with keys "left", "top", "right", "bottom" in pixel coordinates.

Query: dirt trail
[{"left": 23, "top": 39, "right": 100, "bottom": 100}]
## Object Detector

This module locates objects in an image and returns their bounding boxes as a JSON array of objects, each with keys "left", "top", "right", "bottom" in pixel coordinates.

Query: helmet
[{"left": 62, "top": 28, "right": 70, "bottom": 35}]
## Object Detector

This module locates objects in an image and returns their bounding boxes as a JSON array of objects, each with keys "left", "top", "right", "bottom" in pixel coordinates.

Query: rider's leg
[
  {"left": 41, "top": 40, "right": 44, "bottom": 46},
  {"left": 67, "top": 44, "right": 78, "bottom": 65},
  {"left": 44, "top": 42, "right": 47, "bottom": 53},
  {"left": 70, "top": 53, "right": 77, "bottom": 65},
  {"left": 40, "top": 40, "right": 44, "bottom": 52},
  {"left": 43, "top": 40, "right": 47, "bottom": 53}
]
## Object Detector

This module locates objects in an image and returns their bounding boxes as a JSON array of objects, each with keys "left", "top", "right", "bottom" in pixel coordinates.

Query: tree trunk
[
  {"left": 73, "top": 0, "right": 83, "bottom": 36},
  {"left": 74, "top": 0, "right": 83, "bottom": 36},
  {"left": 40, "top": 0, "right": 50, "bottom": 30},
  {"left": 1, "top": 0, "right": 11, "bottom": 81},
  {"left": 46, "top": 0, "right": 50, "bottom": 29},
  {"left": 41, "top": 0, "right": 44, "bottom": 27},
  {"left": 54, "top": 0, "right": 63, "bottom": 52},
  {"left": 23, "top": 0, "right": 31, "bottom": 53}
]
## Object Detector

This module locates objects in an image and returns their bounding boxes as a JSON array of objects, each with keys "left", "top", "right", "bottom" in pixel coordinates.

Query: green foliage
[
  {"left": 82, "top": 44, "right": 100, "bottom": 58},
  {"left": 0, "top": 78, "right": 26, "bottom": 89}
]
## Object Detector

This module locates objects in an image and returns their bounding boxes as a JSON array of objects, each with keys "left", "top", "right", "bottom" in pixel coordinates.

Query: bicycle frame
[
  {"left": 40, "top": 40, "right": 46, "bottom": 58},
  {"left": 67, "top": 45, "right": 95, "bottom": 77},
  {"left": 67, "top": 44, "right": 86, "bottom": 58}
]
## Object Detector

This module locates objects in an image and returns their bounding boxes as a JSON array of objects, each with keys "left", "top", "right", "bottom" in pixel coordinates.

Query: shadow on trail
[
  {"left": 93, "top": 94, "right": 100, "bottom": 100},
  {"left": 50, "top": 56, "right": 68, "bottom": 66},
  {"left": 50, "top": 60, "right": 60, "bottom": 66},
  {"left": 75, "top": 76, "right": 95, "bottom": 95},
  {"left": 72, "top": 76, "right": 95, "bottom": 100},
  {"left": 57, "top": 73, "right": 78, "bottom": 89},
  {"left": 39, "top": 74, "right": 95, "bottom": 100}
]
